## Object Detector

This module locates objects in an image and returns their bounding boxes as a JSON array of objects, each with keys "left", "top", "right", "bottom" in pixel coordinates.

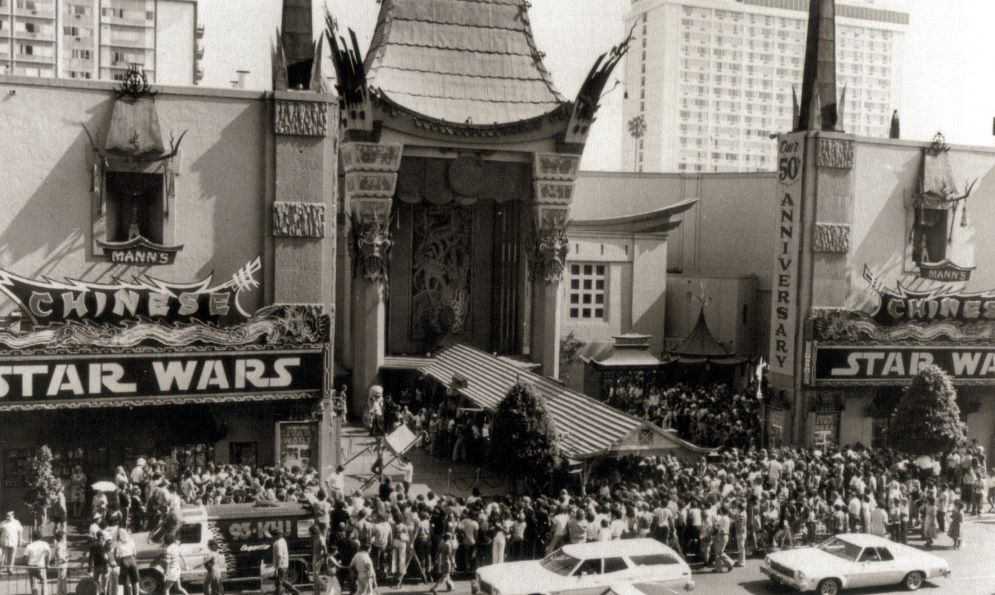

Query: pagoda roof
[
  {"left": 668, "top": 309, "right": 733, "bottom": 360},
  {"left": 363, "top": 0, "right": 567, "bottom": 126},
  {"left": 589, "top": 334, "right": 663, "bottom": 369}
]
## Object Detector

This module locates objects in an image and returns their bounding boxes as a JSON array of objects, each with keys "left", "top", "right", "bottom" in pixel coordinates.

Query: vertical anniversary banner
[{"left": 768, "top": 133, "right": 805, "bottom": 377}]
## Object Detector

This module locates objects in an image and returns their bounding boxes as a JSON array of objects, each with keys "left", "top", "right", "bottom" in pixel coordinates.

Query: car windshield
[
  {"left": 540, "top": 551, "right": 581, "bottom": 576},
  {"left": 818, "top": 537, "right": 862, "bottom": 561}
]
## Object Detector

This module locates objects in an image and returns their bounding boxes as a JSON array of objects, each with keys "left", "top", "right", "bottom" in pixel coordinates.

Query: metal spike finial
[{"left": 797, "top": 0, "right": 840, "bottom": 131}]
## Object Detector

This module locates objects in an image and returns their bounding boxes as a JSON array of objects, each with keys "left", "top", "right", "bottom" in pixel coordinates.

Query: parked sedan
[
  {"left": 476, "top": 538, "right": 694, "bottom": 595},
  {"left": 760, "top": 533, "right": 951, "bottom": 595}
]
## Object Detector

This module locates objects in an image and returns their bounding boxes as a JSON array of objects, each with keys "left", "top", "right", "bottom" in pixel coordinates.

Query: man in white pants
[{"left": 24, "top": 536, "right": 51, "bottom": 595}]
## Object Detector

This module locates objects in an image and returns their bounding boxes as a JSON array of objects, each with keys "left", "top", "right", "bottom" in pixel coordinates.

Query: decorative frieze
[
  {"left": 345, "top": 172, "right": 398, "bottom": 198},
  {"left": 341, "top": 142, "right": 403, "bottom": 173},
  {"left": 817, "top": 138, "right": 854, "bottom": 169},
  {"left": 530, "top": 208, "right": 570, "bottom": 284},
  {"left": 534, "top": 153, "right": 580, "bottom": 180},
  {"left": 273, "top": 202, "right": 326, "bottom": 238},
  {"left": 813, "top": 223, "right": 851, "bottom": 253},
  {"left": 274, "top": 100, "right": 328, "bottom": 137},
  {"left": 534, "top": 181, "right": 574, "bottom": 205}
]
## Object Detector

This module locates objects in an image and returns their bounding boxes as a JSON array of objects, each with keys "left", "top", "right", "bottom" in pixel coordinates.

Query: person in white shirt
[
  {"left": 24, "top": 537, "right": 51, "bottom": 595},
  {"left": 868, "top": 506, "right": 889, "bottom": 537},
  {"left": 596, "top": 519, "right": 613, "bottom": 542},
  {"left": 325, "top": 466, "right": 346, "bottom": 502},
  {"left": 399, "top": 458, "right": 414, "bottom": 494},
  {"left": 0, "top": 511, "right": 23, "bottom": 575},
  {"left": 271, "top": 529, "right": 298, "bottom": 595}
]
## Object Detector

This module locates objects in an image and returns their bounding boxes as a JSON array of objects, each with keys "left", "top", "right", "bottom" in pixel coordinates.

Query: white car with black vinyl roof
[
  {"left": 475, "top": 538, "right": 694, "bottom": 595},
  {"left": 760, "top": 533, "right": 951, "bottom": 595}
]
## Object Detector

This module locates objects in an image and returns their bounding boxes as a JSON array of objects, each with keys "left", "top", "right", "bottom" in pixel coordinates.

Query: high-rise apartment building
[
  {"left": 0, "top": 0, "right": 202, "bottom": 85},
  {"left": 622, "top": 0, "right": 908, "bottom": 173}
]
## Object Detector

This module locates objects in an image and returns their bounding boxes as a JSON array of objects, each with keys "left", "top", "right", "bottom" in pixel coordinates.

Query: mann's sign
[
  {"left": 768, "top": 133, "right": 805, "bottom": 376},
  {"left": 813, "top": 345, "right": 995, "bottom": 384}
]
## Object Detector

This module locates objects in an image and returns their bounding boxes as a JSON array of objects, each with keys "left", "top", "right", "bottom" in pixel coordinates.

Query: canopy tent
[{"left": 419, "top": 343, "right": 710, "bottom": 461}]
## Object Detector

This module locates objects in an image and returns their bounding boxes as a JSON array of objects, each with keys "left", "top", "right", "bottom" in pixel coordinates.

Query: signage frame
[
  {"left": 811, "top": 342, "right": 995, "bottom": 386},
  {"left": 768, "top": 132, "right": 806, "bottom": 377}
]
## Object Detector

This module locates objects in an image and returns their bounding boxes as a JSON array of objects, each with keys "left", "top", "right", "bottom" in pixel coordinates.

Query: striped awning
[{"left": 420, "top": 344, "right": 709, "bottom": 460}]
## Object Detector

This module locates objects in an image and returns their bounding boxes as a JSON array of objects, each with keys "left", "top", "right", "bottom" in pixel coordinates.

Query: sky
[{"left": 198, "top": 0, "right": 995, "bottom": 171}]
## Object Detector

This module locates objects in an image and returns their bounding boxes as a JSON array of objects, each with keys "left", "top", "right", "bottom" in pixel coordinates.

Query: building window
[
  {"left": 104, "top": 171, "right": 165, "bottom": 244},
  {"left": 24, "top": 22, "right": 35, "bottom": 33},
  {"left": 912, "top": 208, "right": 948, "bottom": 264},
  {"left": 63, "top": 25, "right": 78, "bottom": 36},
  {"left": 568, "top": 263, "right": 607, "bottom": 320}
]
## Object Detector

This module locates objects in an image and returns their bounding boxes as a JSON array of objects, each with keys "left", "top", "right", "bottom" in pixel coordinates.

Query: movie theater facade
[
  {"left": 0, "top": 64, "right": 338, "bottom": 511},
  {"left": 767, "top": 130, "right": 995, "bottom": 454}
]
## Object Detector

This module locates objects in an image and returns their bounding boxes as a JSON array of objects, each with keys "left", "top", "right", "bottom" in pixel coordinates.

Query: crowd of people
[
  {"left": 3, "top": 374, "right": 992, "bottom": 594},
  {"left": 606, "top": 381, "right": 762, "bottom": 449},
  {"left": 287, "top": 441, "right": 993, "bottom": 593},
  {"left": 2, "top": 437, "right": 993, "bottom": 595}
]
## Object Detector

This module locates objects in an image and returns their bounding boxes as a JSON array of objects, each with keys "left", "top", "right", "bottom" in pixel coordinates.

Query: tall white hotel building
[{"left": 622, "top": 0, "right": 908, "bottom": 173}]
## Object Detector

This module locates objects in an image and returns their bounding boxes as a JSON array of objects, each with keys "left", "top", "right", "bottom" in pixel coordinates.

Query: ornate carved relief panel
[{"left": 411, "top": 205, "right": 474, "bottom": 341}]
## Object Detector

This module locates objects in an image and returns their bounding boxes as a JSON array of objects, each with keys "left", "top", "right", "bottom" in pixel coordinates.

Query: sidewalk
[{"left": 338, "top": 423, "right": 511, "bottom": 499}]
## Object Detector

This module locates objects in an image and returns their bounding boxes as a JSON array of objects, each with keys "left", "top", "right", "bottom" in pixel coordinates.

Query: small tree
[
  {"left": 888, "top": 364, "right": 967, "bottom": 456},
  {"left": 558, "top": 332, "right": 584, "bottom": 384},
  {"left": 491, "top": 382, "right": 559, "bottom": 487},
  {"left": 25, "top": 445, "right": 61, "bottom": 525}
]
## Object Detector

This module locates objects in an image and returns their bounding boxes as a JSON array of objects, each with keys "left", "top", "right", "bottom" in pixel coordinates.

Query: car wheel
[
  {"left": 139, "top": 570, "right": 164, "bottom": 595},
  {"left": 817, "top": 578, "right": 840, "bottom": 595},
  {"left": 903, "top": 571, "right": 925, "bottom": 591}
]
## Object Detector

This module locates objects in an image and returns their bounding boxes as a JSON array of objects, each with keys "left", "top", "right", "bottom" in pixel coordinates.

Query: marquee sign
[
  {"left": 0, "top": 349, "right": 323, "bottom": 403},
  {"left": 0, "top": 258, "right": 260, "bottom": 326},
  {"left": 768, "top": 133, "right": 805, "bottom": 376},
  {"left": 813, "top": 345, "right": 995, "bottom": 384},
  {"left": 863, "top": 266, "right": 995, "bottom": 325}
]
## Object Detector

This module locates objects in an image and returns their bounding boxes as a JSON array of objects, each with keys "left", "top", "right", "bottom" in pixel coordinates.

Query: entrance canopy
[{"left": 420, "top": 344, "right": 710, "bottom": 460}]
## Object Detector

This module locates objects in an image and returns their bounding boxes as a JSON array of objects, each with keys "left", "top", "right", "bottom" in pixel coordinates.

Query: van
[{"left": 134, "top": 501, "right": 314, "bottom": 594}]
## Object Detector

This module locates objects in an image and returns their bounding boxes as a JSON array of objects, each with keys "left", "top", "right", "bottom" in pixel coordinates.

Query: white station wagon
[
  {"left": 760, "top": 533, "right": 951, "bottom": 595},
  {"left": 476, "top": 538, "right": 694, "bottom": 595}
]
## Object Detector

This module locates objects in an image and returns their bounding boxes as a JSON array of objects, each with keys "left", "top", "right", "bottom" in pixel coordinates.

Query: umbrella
[{"left": 91, "top": 481, "right": 118, "bottom": 492}]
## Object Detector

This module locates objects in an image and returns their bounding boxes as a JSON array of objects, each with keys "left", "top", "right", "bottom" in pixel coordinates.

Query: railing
[{"left": 0, "top": 564, "right": 90, "bottom": 595}]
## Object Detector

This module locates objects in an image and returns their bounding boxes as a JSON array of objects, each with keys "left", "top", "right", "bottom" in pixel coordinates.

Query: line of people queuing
[{"left": 605, "top": 381, "right": 762, "bottom": 450}]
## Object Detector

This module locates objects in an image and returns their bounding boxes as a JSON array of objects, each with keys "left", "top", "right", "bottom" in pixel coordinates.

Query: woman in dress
[
  {"left": 162, "top": 533, "right": 189, "bottom": 595},
  {"left": 920, "top": 496, "right": 938, "bottom": 548},
  {"left": 948, "top": 501, "right": 963, "bottom": 549},
  {"left": 491, "top": 512, "right": 507, "bottom": 566}
]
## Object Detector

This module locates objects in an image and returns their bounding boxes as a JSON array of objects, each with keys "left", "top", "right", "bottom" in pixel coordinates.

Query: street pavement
[{"left": 379, "top": 514, "right": 995, "bottom": 595}]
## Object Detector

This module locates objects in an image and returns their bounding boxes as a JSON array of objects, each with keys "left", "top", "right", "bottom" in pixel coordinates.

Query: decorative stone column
[
  {"left": 342, "top": 141, "right": 402, "bottom": 416},
  {"left": 271, "top": 91, "right": 338, "bottom": 471},
  {"left": 529, "top": 153, "right": 580, "bottom": 379}
]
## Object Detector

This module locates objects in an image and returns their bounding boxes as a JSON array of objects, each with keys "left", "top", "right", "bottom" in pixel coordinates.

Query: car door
[
  {"left": 848, "top": 547, "right": 890, "bottom": 588},
  {"left": 871, "top": 547, "right": 906, "bottom": 585},
  {"left": 176, "top": 523, "right": 207, "bottom": 582},
  {"left": 601, "top": 557, "right": 632, "bottom": 585},
  {"left": 565, "top": 558, "right": 607, "bottom": 595}
]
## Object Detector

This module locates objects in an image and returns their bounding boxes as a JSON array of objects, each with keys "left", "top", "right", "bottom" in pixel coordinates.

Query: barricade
[{"left": 0, "top": 564, "right": 90, "bottom": 595}]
